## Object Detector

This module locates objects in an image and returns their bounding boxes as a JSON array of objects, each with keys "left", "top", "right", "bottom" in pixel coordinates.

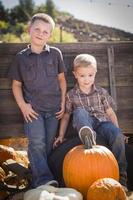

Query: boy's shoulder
[
  {"left": 16, "top": 45, "right": 62, "bottom": 57},
  {"left": 16, "top": 46, "right": 29, "bottom": 57},
  {"left": 95, "top": 85, "right": 108, "bottom": 95},
  {"left": 96, "top": 85, "right": 105, "bottom": 91},
  {"left": 49, "top": 45, "right": 62, "bottom": 55},
  {"left": 67, "top": 85, "right": 77, "bottom": 97},
  {"left": 67, "top": 85, "right": 108, "bottom": 95}
]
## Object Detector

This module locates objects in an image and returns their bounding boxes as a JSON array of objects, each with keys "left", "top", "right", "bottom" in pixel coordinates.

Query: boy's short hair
[
  {"left": 30, "top": 13, "right": 55, "bottom": 31},
  {"left": 73, "top": 54, "right": 97, "bottom": 71}
]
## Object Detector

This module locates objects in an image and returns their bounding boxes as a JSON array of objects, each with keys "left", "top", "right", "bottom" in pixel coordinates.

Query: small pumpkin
[
  {"left": 63, "top": 140, "right": 119, "bottom": 198},
  {"left": 87, "top": 177, "right": 127, "bottom": 200}
]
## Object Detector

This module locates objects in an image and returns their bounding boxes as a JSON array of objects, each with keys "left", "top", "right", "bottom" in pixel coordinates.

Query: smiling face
[
  {"left": 29, "top": 19, "right": 52, "bottom": 47},
  {"left": 73, "top": 65, "right": 97, "bottom": 92}
]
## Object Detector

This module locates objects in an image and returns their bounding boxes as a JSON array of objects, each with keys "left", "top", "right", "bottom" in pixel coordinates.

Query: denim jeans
[
  {"left": 73, "top": 108, "right": 127, "bottom": 186},
  {"left": 24, "top": 110, "right": 59, "bottom": 188}
]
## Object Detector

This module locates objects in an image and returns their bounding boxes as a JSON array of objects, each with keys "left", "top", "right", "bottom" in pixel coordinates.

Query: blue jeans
[
  {"left": 73, "top": 108, "right": 127, "bottom": 186},
  {"left": 24, "top": 110, "right": 59, "bottom": 188}
]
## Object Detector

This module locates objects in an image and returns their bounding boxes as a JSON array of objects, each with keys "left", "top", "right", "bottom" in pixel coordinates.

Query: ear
[
  {"left": 94, "top": 70, "right": 97, "bottom": 76},
  {"left": 72, "top": 71, "right": 77, "bottom": 79},
  {"left": 27, "top": 25, "right": 31, "bottom": 34},
  {"left": 49, "top": 30, "right": 53, "bottom": 39}
]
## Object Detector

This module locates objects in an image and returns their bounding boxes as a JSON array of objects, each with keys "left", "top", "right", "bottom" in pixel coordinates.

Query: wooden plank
[
  {"left": 115, "top": 77, "right": 133, "bottom": 87},
  {"left": 0, "top": 114, "right": 23, "bottom": 124},
  {"left": 0, "top": 124, "right": 24, "bottom": 139},
  {"left": 0, "top": 78, "right": 11, "bottom": 89},
  {"left": 117, "top": 109, "right": 133, "bottom": 120},
  {"left": 116, "top": 87, "right": 133, "bottom": 98},
  {"left": 115, "top": 66, "right": 133, "bottom": 77},
  {"left": 118, "top": 121, "right": 133, "bottom": 135},
  {"left": 107, "top": 46, "right": 117, "bottom": 106}
]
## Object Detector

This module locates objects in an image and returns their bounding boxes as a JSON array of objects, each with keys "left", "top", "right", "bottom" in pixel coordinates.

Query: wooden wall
[{"left": 0, "top": 42, "right": 133, "bottom": 138}]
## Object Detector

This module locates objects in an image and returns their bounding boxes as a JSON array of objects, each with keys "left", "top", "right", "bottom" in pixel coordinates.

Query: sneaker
[
  {"left": 45, "top": 180, "right": 59, "bottom": 187},
  {"left": 79, "top": 126, "right": 96, "bottom": 148}
]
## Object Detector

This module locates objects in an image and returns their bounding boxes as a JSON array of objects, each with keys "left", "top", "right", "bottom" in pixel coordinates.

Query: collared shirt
[
  {"left": 66, "top": 84, "right": 116, "bottom": 122},
  {"left": 8, "top": 44, "right": 66, "bottom": 112}
]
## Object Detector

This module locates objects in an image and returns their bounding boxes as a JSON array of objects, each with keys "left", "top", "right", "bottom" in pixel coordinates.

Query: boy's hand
[
  {"left": 53, "top": 136, "right": 66, "bottom": 148},
  {"left": 20, "top": 103, "right": 38, "bottom": 123},
  {"left": 55, "top": 102, "right": 65, "bottom": 119}
]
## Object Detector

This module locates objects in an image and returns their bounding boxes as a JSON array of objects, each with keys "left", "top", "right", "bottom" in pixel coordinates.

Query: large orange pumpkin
[
  {"left": 63, "top": 144, "right": 119, "bottom": 198},
  {"left": 87, "top": 177, "right": 126, "bottom": 200}
]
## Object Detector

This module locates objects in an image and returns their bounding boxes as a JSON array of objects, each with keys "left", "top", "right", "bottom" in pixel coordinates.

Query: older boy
[
  {"left": 8, "top": 13, "right": 66, "bottom": 188},
  {"left": 54, "top": 54, "right": 127, "bottom": 190}
]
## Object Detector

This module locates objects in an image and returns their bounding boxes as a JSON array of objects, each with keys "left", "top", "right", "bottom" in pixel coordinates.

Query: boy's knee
[
  {"left": 112, "top": 126, "right": 122, "bottom": 136},
  {"left": 104, "top": 121, "right": 121, "bottom": 135}
]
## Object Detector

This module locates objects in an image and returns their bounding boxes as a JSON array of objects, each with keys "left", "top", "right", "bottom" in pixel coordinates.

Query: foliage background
[
  {"left": 0, "top": 0, "right": 77, "bottom": 43},
  {"left": 1, "top": 0, "right": 133, "bottom": 43}
]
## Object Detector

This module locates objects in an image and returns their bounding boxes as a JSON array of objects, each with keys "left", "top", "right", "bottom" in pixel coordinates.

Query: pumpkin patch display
[
  {"left": 63, "top": 143, "right": 119, "bottom": 198},
  {"left": 87, "top": 177, "right": 127, "bottom": 200},
  {"left": 0, "top": 145, "right": 30, "bottom": 199}
]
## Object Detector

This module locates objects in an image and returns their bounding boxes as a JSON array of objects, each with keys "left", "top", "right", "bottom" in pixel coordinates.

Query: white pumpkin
[{"left": 24, "top": 185, "right": 83, "bottom": 200}]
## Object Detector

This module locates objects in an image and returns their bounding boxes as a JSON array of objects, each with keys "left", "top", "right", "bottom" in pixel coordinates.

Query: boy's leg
[
  {"left": 45, "top": 111, "right": 59, "bottom": 156},
  {"left": 96, "top": 121, "right": 127, "bottom": 187},
  {"left": 73, "top": 108, "right": 96, "bottom": 144},
  {"left": 73, "top": 108, "right": 93, "bottom": 130},
  {"left": 24, "top": 114, "right": 54, "bottom": 188}
]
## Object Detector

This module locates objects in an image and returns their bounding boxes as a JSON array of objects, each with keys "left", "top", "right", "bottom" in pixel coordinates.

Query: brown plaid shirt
[{"left": 66, "top": 84, "right": 116, "bottom": 122}]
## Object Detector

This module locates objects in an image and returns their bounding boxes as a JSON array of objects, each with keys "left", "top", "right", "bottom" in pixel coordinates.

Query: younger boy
[
  {"left": 8, "top": 13, "right": 66, "bottom": 188},
  {"left": 54, "top": 54, "right": 127, "bottom": 190}
]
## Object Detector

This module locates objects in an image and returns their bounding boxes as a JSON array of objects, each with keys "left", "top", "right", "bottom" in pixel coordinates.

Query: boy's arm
[
  {"left": 12, "top": 80, "right": 38, "bottom": 122},
  {"left": 106, "top": 107, "right": 119, "bottom": 127},
  {"left": 59, "top": 112, "right": 71, "bottom": 139},
  {"left": 53, "top": 112, "right": 70, "bottom": 147},
  {"left": 56, "top": 72, "right": 67, "bottom": 119}
]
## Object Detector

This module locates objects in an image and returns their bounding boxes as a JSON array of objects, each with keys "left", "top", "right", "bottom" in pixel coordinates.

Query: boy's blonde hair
[
  {"left": 30, "top": 13, "right": 55, "bottom": 31},
  {"left": 73, "top": 54, "right": 97, "bottom": 71}
]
